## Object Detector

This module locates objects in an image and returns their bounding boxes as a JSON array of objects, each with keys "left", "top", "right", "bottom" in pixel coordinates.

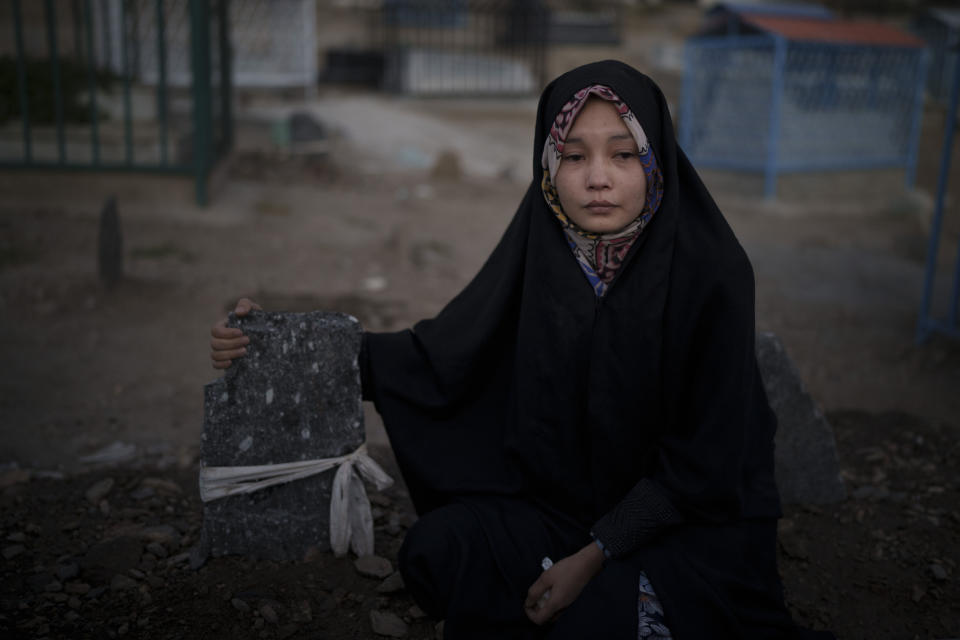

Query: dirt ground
[
  {"left": 2, "top": 6, "right": 960, "bottom": 637},
  {"left": 0, "top": 407, "right": 956, "bottom": 639}
]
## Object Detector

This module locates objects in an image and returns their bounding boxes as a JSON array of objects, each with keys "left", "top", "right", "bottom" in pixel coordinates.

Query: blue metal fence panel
[
  {"left": 680, "top": 35, "right": 775, "bottom": 172},
  {"left": 913, "top": 9, "right": 959, "bottom": 105},
  {"left": 777, "top": 43, "right": 927, "bottom": 170},
  {"left": 917, "top": 46, "right": 960, "bottom": 343},
  {"left": 682, "top": 35, "right": 928, "bottom": 197}
]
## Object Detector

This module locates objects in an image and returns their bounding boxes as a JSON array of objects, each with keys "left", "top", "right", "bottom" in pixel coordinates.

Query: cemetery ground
[
  {"left": 0, "top": 408, "right": 956, "bottom": 639},
  {"left": 2, "top": 100, "right": 960, "bottom": 637}
]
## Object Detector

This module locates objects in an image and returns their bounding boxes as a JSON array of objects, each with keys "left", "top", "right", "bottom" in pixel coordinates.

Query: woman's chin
[{"left": 576, "top": 215, "right": 638, "bottom": 235}]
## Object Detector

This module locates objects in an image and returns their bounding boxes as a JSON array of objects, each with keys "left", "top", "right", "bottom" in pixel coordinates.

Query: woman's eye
[
  {"left": 563, "top": 153, "right": 584, "bottom": 162},
  {"left": 615, "top": 152, "right": 637, "bottom": 160}
]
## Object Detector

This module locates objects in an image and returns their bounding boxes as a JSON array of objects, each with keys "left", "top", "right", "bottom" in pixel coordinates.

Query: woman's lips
[{"left": 585, "top": 201, "right": 617, "bottom": 213}]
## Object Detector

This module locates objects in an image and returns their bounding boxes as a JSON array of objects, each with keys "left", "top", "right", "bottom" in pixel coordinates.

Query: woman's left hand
[{"left": 524, "top": 541, "right": 605, "bottom": 625}]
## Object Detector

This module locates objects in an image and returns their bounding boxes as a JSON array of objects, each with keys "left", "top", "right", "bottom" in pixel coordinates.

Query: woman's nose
[{"left": 586, "top": 159, "right": 611, "bottom": 190}]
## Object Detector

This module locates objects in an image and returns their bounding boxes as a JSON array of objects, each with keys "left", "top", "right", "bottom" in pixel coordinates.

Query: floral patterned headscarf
[{"left": 541, "top": 84, "right": 664, "bottom": 297}]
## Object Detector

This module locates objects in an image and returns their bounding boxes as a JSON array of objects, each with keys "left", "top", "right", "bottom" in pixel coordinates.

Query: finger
[
  {"left": 212, "top": 359, "right": 232, "bottom": 370},
  {"left": 211, "top": 347, "right": 247, "bottom": 361},
  {"left": 537, "top": 588, "right": 567, "bottom": 625},
  {"left": 525, "top": 594, "right": 555, "bottom": 626},
  {"left": 525, "top": 576, "right": 549, "bottom": 609},
  {"left": 211, "top": 336, "right": 249, "bottom": 351},
  {"left": 525, "top": 607, "right": 541, "bottom": 625},
  {"left": 235, "top": 298, "right": 263, "bottom": 315},
  {"left": 211, "top": 322, "right": 244, "bottom": 339}
]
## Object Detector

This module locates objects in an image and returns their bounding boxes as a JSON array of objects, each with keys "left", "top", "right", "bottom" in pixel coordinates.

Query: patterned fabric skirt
[{"left": 638, "top": 571, "right": 672, "bottom": 639}]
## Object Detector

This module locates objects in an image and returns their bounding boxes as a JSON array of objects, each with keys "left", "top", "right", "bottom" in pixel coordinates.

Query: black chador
[{"left": 360, "top": 60, "right": 835, "bottom": 640}]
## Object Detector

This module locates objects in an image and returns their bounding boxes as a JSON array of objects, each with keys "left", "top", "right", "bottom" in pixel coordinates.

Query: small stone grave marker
[
  {"left": 199, "top": 310, "right": 364, "bottom": 562},
  {"left": 757, "top": 332, "right": 846, "bottom": 505},
  {"left": 98, "top": 196, "right": 122, "bottom": 288}
]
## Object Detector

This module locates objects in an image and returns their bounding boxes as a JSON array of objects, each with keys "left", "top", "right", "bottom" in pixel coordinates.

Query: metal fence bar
[
  {"left": 917, "top": 54, "right": 960, "bottom": 343},
  {"left": 72, "top": 0, "right": 83, "bottom": 59},
  {"left": 190, "top": 0, "right": 212, "bottom": 206},
  {"left": 99, "top": 0, "right": 112, "bottom": 67},
  {"left": 83, "top": 0, "right": 101, "bottom": 165},
  {"left": 45, "top": 0, "right": 67, "bottom": 164},
  {"left": 904, "top": 49, "right": 930, "bottom": 188},
  {"left": 120, "top": 0, "right": 133, "bottom": 164},
  {"left": 12, "top": 0, "right": 32, "bottom": 163},
  {"left": 131, "top": 0, "right": 141, "bottom": 77},
  {"left": 156, "top": 0, "right": 169, "bottom": 164},
  {"left": 764, "top": 35, "right": 787, "bottom": 198},
  {"left": 218, "top": 0, "right": 234, "bottom": 153},
  {"left": 950, "top": 228, "right": 960, "bottom": 329},
  {"left": 505, "top": 7, "right": 515, "bottom": 94},
  {"left": 950, "top": 82, "right": 960, "bottom": 330},
  {"left": 302, "top": 0, "right": 317, "bottom": 99}
]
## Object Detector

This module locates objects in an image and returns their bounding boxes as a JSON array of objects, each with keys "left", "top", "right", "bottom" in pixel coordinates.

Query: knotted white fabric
[{"left": 199, "top": 444, "right": 393, "bottom": 557}]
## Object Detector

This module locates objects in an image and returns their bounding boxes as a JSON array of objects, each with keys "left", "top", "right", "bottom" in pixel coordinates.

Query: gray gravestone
[
  {"left": 757, "top": 332, "right": 846, "bottom": 504},
  {"left": 98, "top": 196, "right": 122, "bottom": 288},
  {"left": 200, "top": 311, "right": 364, "bottom": 562}
]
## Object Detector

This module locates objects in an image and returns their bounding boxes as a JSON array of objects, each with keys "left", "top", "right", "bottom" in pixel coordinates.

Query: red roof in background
[{"left": 741, "top": 14, "right": 925, "bottom": 47}]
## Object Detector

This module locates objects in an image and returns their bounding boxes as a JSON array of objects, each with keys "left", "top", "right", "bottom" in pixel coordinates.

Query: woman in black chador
[{"left": 212, "top": 61, "right": 835, "bottom": 639}]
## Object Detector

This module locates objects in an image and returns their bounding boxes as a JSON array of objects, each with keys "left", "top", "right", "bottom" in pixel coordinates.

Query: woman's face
[{"left": 554, "top": 98, "right": 647, "bottom": 234}]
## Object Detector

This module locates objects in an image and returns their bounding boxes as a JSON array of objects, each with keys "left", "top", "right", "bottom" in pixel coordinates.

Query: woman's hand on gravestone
[
  {"left": 524, "top": 542, "right": 605, "bottom": 625},
  {"left": 209, "top": 298, "right": 262, "bottom": 369}
]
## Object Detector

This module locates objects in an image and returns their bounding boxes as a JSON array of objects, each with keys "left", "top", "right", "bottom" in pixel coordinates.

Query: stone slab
[
  {"left": 757, "top": 332, "right": 846, "bottom": 505},
  {"left": 98, "top": 196, "right": 122, "bottom": 288},
  {"left": 200, "top": 311, "right": 364, "bottom": 561}
]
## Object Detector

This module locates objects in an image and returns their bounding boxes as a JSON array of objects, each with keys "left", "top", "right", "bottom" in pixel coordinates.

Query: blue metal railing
[
  {"left": 913, "top": 10, "right": 959, "bottom": 106},
  {"left": 681, "top": 35, "right": 929, "bottom": 198},
  {"left": 2, "top": 0, "right": 233, "bottom": 205},
  {"left": 917, "top": 44, "right": 960, "bottom": 343}
]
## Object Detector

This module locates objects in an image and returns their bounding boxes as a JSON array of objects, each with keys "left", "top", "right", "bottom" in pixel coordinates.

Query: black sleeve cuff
[{"left": 590, "top": 478, "right": 683, "bottom": 559}]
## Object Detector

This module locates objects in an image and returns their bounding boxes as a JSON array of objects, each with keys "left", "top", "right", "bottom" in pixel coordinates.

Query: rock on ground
[
  {"left": 355, "top": 555, "right": 394, "bottom": 579},
  {"left": 84, "top": 477, "right": 115, "bottom": 504},
  {"left": 370, "top": 609, "right": 408, "bottom": 638},
  {"left": 377, "top": 571, "right": 405, "bottom": 594}
]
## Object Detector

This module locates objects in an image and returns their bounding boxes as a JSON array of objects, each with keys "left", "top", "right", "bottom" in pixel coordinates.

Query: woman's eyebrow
[{"left": 565, "top": 133, "right": 634, "bottom": 145}]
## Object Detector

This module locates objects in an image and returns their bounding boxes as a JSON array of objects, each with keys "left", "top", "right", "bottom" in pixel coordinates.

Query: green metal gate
[{"left": 1, "top": 0, "right": 233, "bottom": 205}]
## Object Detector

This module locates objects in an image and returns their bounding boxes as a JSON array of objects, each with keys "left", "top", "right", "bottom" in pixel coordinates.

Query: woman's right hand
[{"left": 210, "top": 297, "right": 262, "bottom": 370}]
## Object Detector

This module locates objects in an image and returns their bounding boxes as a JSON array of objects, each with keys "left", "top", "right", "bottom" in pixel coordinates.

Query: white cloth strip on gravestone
[{"left": 198, "top": 443, "right": 393, "bottom": 557}]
